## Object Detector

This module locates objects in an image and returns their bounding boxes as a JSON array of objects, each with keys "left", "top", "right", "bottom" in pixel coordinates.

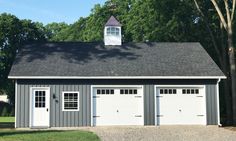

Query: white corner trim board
[
  {"left": 8, "top": 76, "right": 226, "bottom": 79},
  {"left": 14, "top": 80, "right": 17, "bottom": 128},
  {"left": 216, "top": 79, "right": 221, "bottom": 126}
]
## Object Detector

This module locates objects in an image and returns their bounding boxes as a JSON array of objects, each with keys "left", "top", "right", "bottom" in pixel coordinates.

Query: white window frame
[
  {"left": 106, "top": 27, "right": 120, "bottom": 36},
  {"left": 62, "top": 91, "right": 80, "bottom": 111}
]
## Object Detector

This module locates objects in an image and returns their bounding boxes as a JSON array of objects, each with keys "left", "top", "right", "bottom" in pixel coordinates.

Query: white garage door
[
  {"left": 156, "top": 86, "right": 206, "bottom": 125},
  {"left": 93, "top": 86, "right": 144, "bottom": 126}
]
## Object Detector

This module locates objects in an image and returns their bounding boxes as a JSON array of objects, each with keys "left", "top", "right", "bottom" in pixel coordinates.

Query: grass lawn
[
  {"left": 0, "top": 130, "right": 100, "bottom": 141},
  {"left": 0, "top": 117, "right": 14, "bottom": 128},
  {"left": 0, "top": 117, "right": 14, "bottom": 123}
]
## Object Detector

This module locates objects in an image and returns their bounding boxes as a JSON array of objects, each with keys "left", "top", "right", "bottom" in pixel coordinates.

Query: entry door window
[{"left": 35, "top": 91, "right": 46, "bottom": 108}]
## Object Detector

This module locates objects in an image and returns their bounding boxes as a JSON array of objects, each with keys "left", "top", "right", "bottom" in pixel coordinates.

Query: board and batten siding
[
  {"left": 206, "top": 84, "right": 218, "bottom": 125},
  {"left": 144, "top": 85, "right": 155, "bottom": 125},
  {"left": 16, "top": 79, "right": 218, "bottom": 128},
  {"left": 16, "top": 83, "right": 91, "bottom": 128}
]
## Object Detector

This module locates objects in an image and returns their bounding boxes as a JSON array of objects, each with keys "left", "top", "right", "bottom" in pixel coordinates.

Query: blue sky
[{"left": 0, "top": 0, "right": 107, "bottom": 25}]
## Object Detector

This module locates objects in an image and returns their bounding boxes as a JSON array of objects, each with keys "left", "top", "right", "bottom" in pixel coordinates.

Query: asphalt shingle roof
[{"left": 8, "top": 42, "right": 225, "bottom": 77}]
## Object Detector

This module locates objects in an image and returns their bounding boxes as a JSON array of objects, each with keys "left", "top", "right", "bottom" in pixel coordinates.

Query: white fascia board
[{"left": 8, "top": 76, "right": 227, "bottom": 79}]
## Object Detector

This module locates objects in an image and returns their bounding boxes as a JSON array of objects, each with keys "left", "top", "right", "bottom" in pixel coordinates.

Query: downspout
[{"left": 216, "top": 78, "right": 222, "bottom": 126}]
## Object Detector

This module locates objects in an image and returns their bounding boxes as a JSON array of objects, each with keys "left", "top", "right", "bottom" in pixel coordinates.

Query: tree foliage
[
  {"left": 0, "top": 13, "right": 46, "bottom": 103},
  {"left": 0, "top": 0, "right": 236, "bottom": 124},
  {"left": 45, "top": 22, "right": 70, "bottom": 41},
  {"left": 45, "top": 0, "right": 202, "bottom": 43}
]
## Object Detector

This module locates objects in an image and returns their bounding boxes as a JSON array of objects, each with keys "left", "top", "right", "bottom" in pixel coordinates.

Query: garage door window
[
  {"left": 62, "top": 92, "right": 79, "bottom": 111},
  {"left": 120, "top": 89, "right": 137, "bottom": 95},
  {"left": 160, "top": 89, "right": 177, "bottom": 94},
  {"left": 182, "top": 89, "right": 199, "bottom": 94},
  {"left": 97, "top": 89, "right": 114, "bottom": 95}
]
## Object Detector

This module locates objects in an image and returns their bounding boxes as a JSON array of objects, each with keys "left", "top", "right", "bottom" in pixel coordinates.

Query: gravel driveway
[{"left": 84, "top": 126, "right": 236, "bottom": 141}]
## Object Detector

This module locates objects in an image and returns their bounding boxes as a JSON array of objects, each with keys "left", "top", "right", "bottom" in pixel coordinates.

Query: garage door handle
[
  {"left": 156, "top": 96, "right": 163, "bottom": 98},
  {"left": 197, "top": 115, "right": 204, "bottom": 117},
  {"left": 93, "top": 96, "right": 100, "bottom": 98},
  {"left": 179, "top": 109, "right": 182, "bottom": 112},
  {"left": 46, "top": 108, "right": 48, "bottom": 112},
  {"left": 156, "top": 115, "right": 163, "bottom": 117},
  {"left": 196, "top": 96, "right": 203, "bottom": 97},
  {"left": 134, "top": 96, "right": 142, "bottom": 98},
  {"left": 93, "top": 116, "right": 100, "bottom": 118},
  {"left": 135, "top": 115, "right": 142, "bottom": 117}
]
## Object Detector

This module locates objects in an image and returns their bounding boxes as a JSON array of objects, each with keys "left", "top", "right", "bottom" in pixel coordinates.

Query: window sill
[{"left": 62, "top": 109, "right": 80, "bottom": 112}]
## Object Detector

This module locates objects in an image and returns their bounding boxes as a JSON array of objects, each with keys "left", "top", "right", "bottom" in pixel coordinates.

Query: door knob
[
  {"left": 117, "top": 110, "right": 119, "bottom": 112},
  {"left": 47, "top": 108, "right": 48, "bottom": 112},
  {"left": 179, "top": 109, "right": 182, "bottom": 112}
]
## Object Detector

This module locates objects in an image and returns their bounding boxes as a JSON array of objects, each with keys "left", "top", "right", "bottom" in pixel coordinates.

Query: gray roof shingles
[{"left": 8, "top": 42, "right": 225, "bottom": 77}]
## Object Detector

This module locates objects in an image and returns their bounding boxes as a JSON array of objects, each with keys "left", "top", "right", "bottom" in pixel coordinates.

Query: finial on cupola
[{"left": 104, "top": 16, "right": 122, "bottom": 46}]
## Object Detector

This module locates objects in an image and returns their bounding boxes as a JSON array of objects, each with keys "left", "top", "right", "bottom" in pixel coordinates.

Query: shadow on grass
[
  {"left": 0, "top": 130, "right": 64, "bottom": 137},
  {"left": 0, "top": 122, "right": 14, "bottom": 129}
]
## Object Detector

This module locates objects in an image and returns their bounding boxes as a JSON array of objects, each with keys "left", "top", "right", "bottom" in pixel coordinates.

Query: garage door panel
[
  {"left": 156, "top": 86, "right": 206, "bottom": 125},
  {"left": 157, "top": 97, "right": 181, "bottom": 124},
  {"left": 93, "top": 86, "right": 144, "bottom": 126},
  {"left": 94, "top": 97, "right": 117, "bottom": 116}
]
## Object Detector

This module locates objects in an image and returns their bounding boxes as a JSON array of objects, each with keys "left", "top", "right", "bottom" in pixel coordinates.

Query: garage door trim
[
  {"left": 91, "top": 85, "right": 144, "bottom": 126},
  {"left": 154, "top": 85, "right": 207, "bottom": 126}
]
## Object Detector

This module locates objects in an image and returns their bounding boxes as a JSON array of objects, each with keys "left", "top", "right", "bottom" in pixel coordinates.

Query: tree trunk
[
  {"left": 222, "top": 52, "right": 233, "bottom": 125},
  {"left": 221, "top": 23, "right": 233, "bottom": 125},
  {"left": 227, "top": 25, "right": 236, "bottom": 125}
]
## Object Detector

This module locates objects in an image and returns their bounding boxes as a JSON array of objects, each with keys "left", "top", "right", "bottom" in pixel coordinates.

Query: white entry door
[
  {"left": 93, "top": 86, "right": 144, "bottom": 126},
  {"left": 156, "top": 86, "right": 206, "bottom": 125},
  {"left": 30, "top": 87, "right": 50, "bottom": 127}
]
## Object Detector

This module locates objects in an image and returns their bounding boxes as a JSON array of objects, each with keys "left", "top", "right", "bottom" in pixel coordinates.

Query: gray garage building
[{"left": 8, "top": 16, "right": 225, "bottom": 128}]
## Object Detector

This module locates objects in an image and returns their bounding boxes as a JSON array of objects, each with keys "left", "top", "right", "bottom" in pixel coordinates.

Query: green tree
[
  {"left": 45, "top": 22, "right": 70, "bottom": 41},
  {"left": 193, "top": 0, "right": 236, "bottom": 125},
  {"left": 0, "top": 13, "right": 46, "bottom": 103}
]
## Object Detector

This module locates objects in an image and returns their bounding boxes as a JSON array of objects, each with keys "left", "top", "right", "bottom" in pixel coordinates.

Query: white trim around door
[
  {"left": 155, "top": 85, "right": 207, "bottom": 125},
  {"left": 29, "top": 87, "right": 50, "bottom": 128}
]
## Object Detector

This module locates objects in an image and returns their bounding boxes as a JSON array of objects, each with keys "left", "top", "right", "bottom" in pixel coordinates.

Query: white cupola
[{"left": 104, "top": 16, "right": 122, "bottom": 46}]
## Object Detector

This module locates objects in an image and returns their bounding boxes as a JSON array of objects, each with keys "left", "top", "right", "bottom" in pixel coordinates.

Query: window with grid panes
[
  {"left": 35, "top": 91, "right": 46, "bottom": 108},
  {"left": 63, "top": 92, "right": 79, "bottom": 111},
  {"left": 107, "top": 27, "right": 120, "bottom": 36}
]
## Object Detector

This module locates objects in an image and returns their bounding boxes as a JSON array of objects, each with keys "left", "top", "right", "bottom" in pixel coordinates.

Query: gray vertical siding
[
  {"left": 16, "top": 83, "right": 30, "bottom": 127},
  {"left": 16, "top": 83, "right": 91, "bottom": 128},
  {"left": 144, "top": 85, "right": 155, "bottom": 125},
  {"left": 15, "top": 79, "right": 218, "bottom": 128},
  {"left": 206, "top": 85, "right": 218, "bottom": 125}
]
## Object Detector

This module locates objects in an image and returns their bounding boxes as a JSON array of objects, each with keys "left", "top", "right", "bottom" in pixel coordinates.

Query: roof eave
[{"left": 8, "top": 76, "right": 227, "bottom": 79}]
